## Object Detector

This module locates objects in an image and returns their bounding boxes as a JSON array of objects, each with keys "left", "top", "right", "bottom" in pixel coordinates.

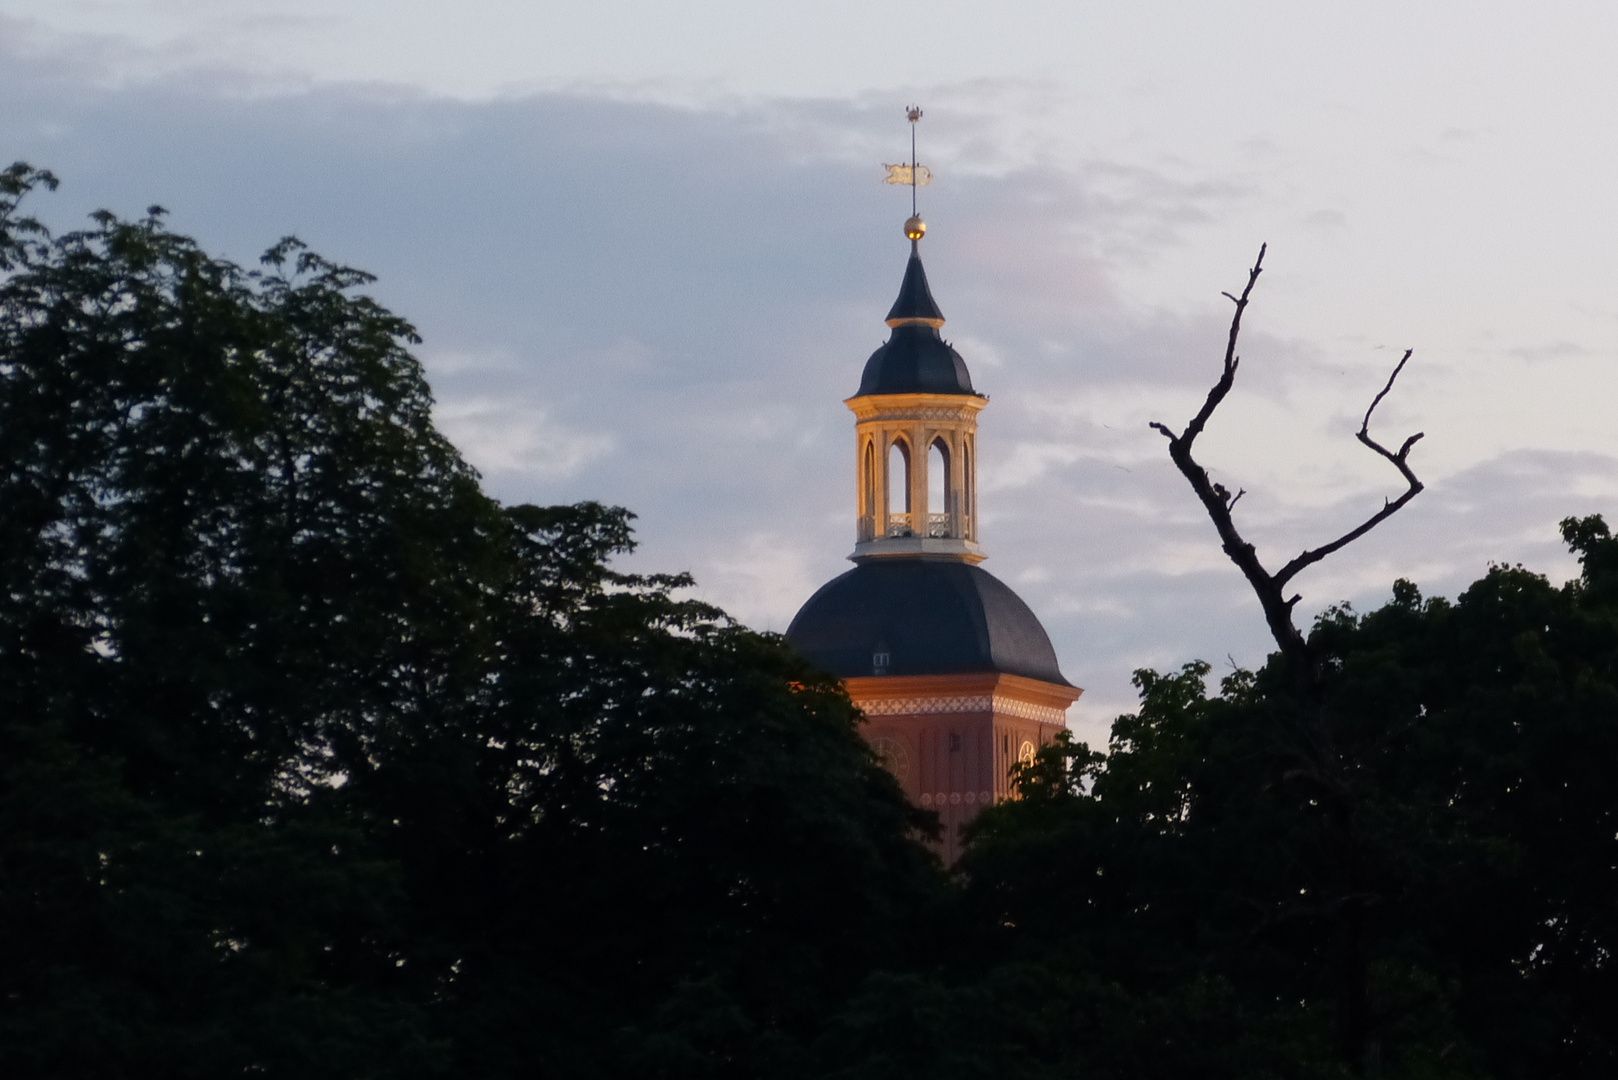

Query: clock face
[{"left": 871, "top": 736, "right": 910, "bottom": 784}]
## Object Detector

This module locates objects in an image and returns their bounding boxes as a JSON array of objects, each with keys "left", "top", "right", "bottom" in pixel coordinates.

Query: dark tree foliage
[
  {"left": 954, "top": 524, "right": 1618, "bottom": 1078},
  {"left": 7, "top": 161, "right": 1616, "bottom": 1080},
  {"left": 0, "top": 164, "right": 940, "bottom": 1079},
  {"left": 925, "top": 245, "right": 1618, "bottom": 1080},
  {"left": 1144, "top": 247, "right": 1432, "bottom": 1069},
  {"left": 398, "top": 501, "right": 944, "bottom": 1079}
]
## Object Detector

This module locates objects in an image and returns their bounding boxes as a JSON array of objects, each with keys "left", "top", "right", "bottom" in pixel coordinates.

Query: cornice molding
[
  {"left": 844, "top": 392, "right": 988, "bottom": 421},
  {"left": 846, "top": 671, "right": 1083, "bottom": 711},
  {"left": 855, "top": 406, "right": 982, "bottom": 423}
]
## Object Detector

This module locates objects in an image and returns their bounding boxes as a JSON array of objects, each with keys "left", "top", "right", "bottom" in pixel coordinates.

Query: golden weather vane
[{"left": 883, "top": 105, "right": 931, "bottom": 241}]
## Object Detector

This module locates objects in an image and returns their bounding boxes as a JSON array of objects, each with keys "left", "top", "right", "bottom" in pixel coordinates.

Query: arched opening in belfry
[
  {"left": 862, "top": 440, "right": 875, "bottom": 521},
  {"left": 962, "top": 439, "right": 973, "bottom": 524},
  {"left": 929, "top": 438, "right": 951, "bottom": 535},
  {"left": 888, "top": 439, "right": 911, "bottom": 527}
]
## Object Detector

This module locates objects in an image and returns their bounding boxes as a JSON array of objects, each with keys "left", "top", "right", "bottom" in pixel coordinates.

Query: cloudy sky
[{"left": 6, "top": 2, "right": 1618, "bottom": 738}]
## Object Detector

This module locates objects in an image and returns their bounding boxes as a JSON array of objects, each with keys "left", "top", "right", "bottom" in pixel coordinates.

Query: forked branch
[
  {"left": 1272, "top": 350, "right": 1422, "bottom": 587},
  {"left": 1149, "top": 246, "right": 1424, "bottom": 680}
]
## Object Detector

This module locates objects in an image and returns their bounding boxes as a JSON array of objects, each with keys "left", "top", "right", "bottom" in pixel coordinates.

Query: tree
[
  {"left": 1, "top": 161, "right": 481, "bottom": 1077},
  {"left": 0, "top": 163, "right": 943, "bottom": 1078},
  {"left": 392, "top": 500, "right": 945, "bottom": 1079},
  {"left": 1146, "top": 246, "right": 1430, "bottom": 1067},
  {"left": 959, "top": 538, "right": 1618, "bottom": 1079},
  {"left": 950, "top": 253, "right": 1617, "bottom": 1079},
  {"left": 1147, "top": 244, "right": 1425, "bottom": 701}
]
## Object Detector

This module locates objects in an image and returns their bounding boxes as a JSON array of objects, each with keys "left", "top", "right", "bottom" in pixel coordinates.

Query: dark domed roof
[
  {"left": 854, "top": 249, "right": 976, "bottom": 397},
  {"left": 856, "top": 325, "right": 976, "bottom": 396},
  {"left": 785, "top": 559, "right": 1071, "bottom": 685}
]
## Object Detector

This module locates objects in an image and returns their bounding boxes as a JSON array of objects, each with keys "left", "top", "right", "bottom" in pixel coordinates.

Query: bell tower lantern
[{"left": 849, "top": 224, "right": 988, "bottom": 564}]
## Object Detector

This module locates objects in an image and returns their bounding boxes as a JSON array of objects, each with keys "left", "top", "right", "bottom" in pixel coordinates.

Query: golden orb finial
[{"left": 904, "top": 214, "right": 926, "bottom": 241}]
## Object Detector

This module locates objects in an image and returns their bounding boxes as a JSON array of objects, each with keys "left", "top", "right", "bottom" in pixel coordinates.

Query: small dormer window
[{"left": 872, "top": 651, "right": 891, "bottom": 674}]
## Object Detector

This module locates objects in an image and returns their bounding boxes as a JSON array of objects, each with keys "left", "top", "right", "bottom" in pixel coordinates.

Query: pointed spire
[
  {"left": 858, "top": 239, "right": 974, "bottom": 397},
  {"left": 885, "top": 247, "right": 946, "bottom": 328}
]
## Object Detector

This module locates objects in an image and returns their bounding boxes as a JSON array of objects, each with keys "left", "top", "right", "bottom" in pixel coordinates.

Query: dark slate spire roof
[
  {"left": 884, "top": 247, "right": 945, "bottom": 327},
  {"left": 786, "top": 560, "right": 1072, "bottom": 685},
  {"left": 854, "top": 246, "right": 977, "bottom": 397}
]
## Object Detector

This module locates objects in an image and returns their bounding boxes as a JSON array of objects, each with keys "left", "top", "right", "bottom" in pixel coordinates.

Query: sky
[{"left": 5, "top": 2, "right": 1618, "bottom": 739}]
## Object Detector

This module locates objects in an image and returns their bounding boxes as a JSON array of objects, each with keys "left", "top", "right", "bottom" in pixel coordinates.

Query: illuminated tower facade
[{"left": 787, "top": 214, "right": 1081, "bottom": 863}]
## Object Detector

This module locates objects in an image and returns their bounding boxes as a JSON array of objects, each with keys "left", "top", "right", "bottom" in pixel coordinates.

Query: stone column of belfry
[{"left": 787, "top": 212, "right": 1082, "bottom": 865}]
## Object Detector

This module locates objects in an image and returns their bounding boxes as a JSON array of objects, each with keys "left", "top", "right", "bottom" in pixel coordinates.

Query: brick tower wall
[{"left": 846, "top": 673, "right": 1078, "bottom": 864}]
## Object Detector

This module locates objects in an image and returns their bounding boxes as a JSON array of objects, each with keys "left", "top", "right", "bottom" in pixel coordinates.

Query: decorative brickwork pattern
[
  {"left": 859, "top": 693, "right": 1068, "bottom": 725},
  {"left": 859, "top": 694, "right": 993, "bottom": 716}
]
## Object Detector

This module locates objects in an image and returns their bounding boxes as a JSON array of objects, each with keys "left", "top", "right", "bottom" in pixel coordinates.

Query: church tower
[{"left": 787, "top": 200, "right": 1081, "bottom": 864}]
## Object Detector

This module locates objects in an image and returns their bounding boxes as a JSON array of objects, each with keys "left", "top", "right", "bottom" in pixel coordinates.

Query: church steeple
[
  {"left": 847, "top": 221, "right": 988, "bottom": 564},
  {"left": 786, "top": 120, "right": 1081, "bottom": 863}
]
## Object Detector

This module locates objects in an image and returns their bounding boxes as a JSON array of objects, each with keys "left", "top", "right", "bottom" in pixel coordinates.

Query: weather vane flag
[
  {"left": 883, "top": 106, "right": 931, "bottom": 242},
  {"left": 882, "top": 162, "right": 932, "bottom": 188},
  {"left": 883, "top": 105, "right": 932, "bottom": 221}
]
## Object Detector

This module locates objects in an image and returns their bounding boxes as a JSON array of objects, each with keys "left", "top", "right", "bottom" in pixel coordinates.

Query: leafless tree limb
[
  {"left": 1149, "top": 246, "right": 1424, "bottom": 686},
  {"left": 1272, "top": 350, "right": 1422, "bottom": 588}
]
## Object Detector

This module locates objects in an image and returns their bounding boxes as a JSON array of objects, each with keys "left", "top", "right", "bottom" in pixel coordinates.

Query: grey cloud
[
  {"left": 1302, "top": 208, "right": 1347, "bottom": 231},
  {"left": 2, "top": 42, "right": 1611, "bottom": 740},
  {"left": 1506, "top": 341, "right": 1591, "bottom": 364}
]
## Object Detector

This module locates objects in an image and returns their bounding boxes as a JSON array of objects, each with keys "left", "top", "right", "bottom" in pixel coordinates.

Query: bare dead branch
[
  {"left": 1212, "top": 482, "right": 1246, "bottom": 513},
  {"left": 1273, "top": 350, "right": 1422, "bottom": 587},
  {"left": 1358, "top": 349, "right": 1424, "bottom": 482},
  {"left": 1360, "top": 349, "right": 1411, "bottom": 437},
  {"left": 1148, "top": 249, "right": 1424, "bottom": 683},
  {"left": 1179, "top": 244, "right": 1265, "bottom": 451}
]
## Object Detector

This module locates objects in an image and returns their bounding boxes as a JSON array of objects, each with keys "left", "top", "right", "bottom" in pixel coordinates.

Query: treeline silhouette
[{"left": 1, "top": 166, "right": 1612, "bottom": 1078}]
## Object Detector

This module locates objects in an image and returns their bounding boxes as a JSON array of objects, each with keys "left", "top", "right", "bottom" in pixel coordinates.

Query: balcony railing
[{"left": 885, "top": 513, "right": 956, "bottom": 539}]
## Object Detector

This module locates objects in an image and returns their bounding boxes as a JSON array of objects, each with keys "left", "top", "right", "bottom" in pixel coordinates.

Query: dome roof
[
  {"left": 856, "top": 325, "right": 976, "bottom": 397},
  {"left": 853, "top": 249, "right": 977, "bottom": 397},
  {"left": 785, "top": 559, "right": 1071, "bottom": 686}
]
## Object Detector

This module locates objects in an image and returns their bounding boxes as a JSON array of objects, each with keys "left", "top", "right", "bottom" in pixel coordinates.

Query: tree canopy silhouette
[
  {"left": 944, "top": 254, "right": 1618, "bottom": 1079},
  {"left": 0, "top": 163, "right": 940, "bottom": 1079},
  {"left": 4, "top": 167, "right": 1614, "bottom": 1080}
]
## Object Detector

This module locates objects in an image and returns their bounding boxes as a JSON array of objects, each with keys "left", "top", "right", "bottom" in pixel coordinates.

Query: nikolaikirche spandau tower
[{"left": 787, "top": 109, "right": 1081, "bottom": 863}]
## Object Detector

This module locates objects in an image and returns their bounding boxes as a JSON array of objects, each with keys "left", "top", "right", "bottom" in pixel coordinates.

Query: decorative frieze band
[
  {"left": 994, "top": 697, "right": 1071, "bottom": 723},
  {"left": 859, "top": 694, "right": 1068, "bottom": 724},
  {"left": 861, "top": 406, "right": 980, "bottom": 422},
  {"left": 860, "top": 694, "right": 993, "bottom": 716},
  {"left": 919, "top": 790, "right": 996, "bottom": 809}
]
